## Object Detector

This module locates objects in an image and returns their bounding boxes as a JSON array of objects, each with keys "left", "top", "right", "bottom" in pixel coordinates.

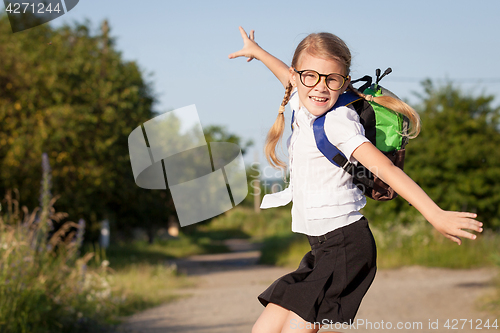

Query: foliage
[
  {"left": 204, "top": 124, "right": 253, "bottom": 156},
  {"left": 362, "top": 80, "right": 500, "bottom": 229},
  {"left": 0, "top": 156, "right": 196, "bottom": 332},
  {"left": 0, "top": 181, "right": 113, "bottom": 331},
  {"left": 0, "top": 191, "right": 193, "bottom": 332},
  {"left": 0, "top": 15, "right": 165, "bottom": 238},
  {"left": 0, "top": 15, "right": 254, "bottom": 239}
]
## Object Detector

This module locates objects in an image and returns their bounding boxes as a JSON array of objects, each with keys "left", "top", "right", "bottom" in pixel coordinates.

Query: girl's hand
[
  {"left": 426, "top": 210, "right": 483, "bottom": 245},
  {"left": 228, "top": 26, "right": 290, "bottom": 88},
  {"left": 228, "top": 26, "right": 261, "bottom": 62}
]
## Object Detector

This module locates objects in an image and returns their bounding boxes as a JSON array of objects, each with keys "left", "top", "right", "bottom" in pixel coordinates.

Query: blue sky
[{"left": 6, "top": 0, "right": 500, "bottom": 170}]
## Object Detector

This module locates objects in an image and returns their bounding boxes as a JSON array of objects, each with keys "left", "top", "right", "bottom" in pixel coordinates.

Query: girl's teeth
[{"left": 311, "top": 97, "right": 327, "bottom": 102}]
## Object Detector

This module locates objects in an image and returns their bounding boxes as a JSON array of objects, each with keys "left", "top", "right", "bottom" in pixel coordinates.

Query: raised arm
[
  {"left": 352, "top": 142, "right": 483, "bottom": 245},
  {"left": 228, "top": 26, "right": 290, "bottom": 89}
]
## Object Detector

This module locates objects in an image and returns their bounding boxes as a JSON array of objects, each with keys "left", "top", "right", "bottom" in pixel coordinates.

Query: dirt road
[{"left": 117, "top": 239, "right": 498, "bottom": 333}]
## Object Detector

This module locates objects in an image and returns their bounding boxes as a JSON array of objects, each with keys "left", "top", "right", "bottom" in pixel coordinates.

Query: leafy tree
[
  {"left": 0, "top": 16, "right": 254, "bottom": 241},
  {"left": 0, "top": 16, "right": 161, "bottom": 238},
  {"left": 204, "top": 124, "right": 253, "bottom": 155},
  {"left": 362, "top": 80, "right": 500, "bottom": 229}
]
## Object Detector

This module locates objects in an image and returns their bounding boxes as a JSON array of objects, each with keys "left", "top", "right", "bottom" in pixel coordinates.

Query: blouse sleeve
[{"left": 323, "top": 106, "right": 370, "bottom": 163}]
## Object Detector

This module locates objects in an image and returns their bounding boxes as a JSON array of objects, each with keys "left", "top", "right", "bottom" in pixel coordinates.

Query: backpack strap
[
  {"left": 290, "top": 90, "right": 297, "bottom": 131},
  {"left": 313, "top": 115, "right": 353, "bottom": 171},
  {"left": 312, "top": 91, "right": 363, "bottom": 172}
]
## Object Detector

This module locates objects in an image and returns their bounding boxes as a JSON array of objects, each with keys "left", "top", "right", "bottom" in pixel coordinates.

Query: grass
[
  {"left": 0, "top": 188, "right": 115, "bottom": 333},
  {"left": 106, "top": 262, "right": 195, "bottom": 320},
  {"left": 0, "top": 153, "right": 233, "bottom": 333},
  {"left": 103, "top": 234, "right": 228, "bottom": 270},
  {"left": 372, "top": 217, "right": 500, "bottom": 269},
  {"left": 86, "top": 228, "right": 233, "bottom": 326},
  {"left": 477, "top": 253, "right": 500, "bottom": 318},
  {"left": 204, "top": 205, "right": 292, "bottom": 241}
]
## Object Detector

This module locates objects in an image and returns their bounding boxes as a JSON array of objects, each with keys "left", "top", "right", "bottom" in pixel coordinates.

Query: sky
[{"left": 4, "top": 0, "right": 500, "bottom": 173}]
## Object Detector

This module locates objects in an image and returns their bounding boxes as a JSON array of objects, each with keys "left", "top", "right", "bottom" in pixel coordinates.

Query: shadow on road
[{"left": 167, "top": 239, "right": 264, "bottom": 276}]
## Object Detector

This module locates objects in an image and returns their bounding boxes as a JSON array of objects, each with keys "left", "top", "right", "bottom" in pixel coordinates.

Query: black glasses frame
[{"left": 293, "top": 69, "right": 348, "bottom": 91}]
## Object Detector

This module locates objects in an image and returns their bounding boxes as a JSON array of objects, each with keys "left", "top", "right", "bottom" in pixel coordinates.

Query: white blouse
[{"left": 260, "top": 89, "right": 370, "bottom": 236}]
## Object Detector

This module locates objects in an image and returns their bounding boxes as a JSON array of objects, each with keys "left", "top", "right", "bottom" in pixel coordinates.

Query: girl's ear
[{"left": 289, "top": 67, "right": 296, "bottom": 87}]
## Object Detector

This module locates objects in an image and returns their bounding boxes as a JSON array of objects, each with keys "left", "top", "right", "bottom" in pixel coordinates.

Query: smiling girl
[{"left": 229, "top": 27, "right": 483, "bottom": 333}]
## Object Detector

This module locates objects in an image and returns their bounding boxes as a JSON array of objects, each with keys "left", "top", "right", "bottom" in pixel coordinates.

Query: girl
[{"left": 229, "top": 27, "right": 483, "bottom": 333}]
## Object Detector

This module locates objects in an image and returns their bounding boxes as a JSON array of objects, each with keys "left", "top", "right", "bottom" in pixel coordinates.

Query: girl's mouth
[{"left": 309, "top": 96, "right": 329, "bottom": 104}]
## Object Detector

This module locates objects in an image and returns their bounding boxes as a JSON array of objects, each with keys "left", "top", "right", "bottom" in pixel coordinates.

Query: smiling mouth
[{"left": 310, "top": 96, "right": 328, "bottom": 103}]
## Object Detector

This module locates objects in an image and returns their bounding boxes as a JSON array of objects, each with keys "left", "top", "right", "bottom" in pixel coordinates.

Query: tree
[
  {"left": 0, "top": 16, "right": 254, "bottom": 241},
  {"left": 0, "top": 16, "right": 161, "bottom": 238},
  {"left": 362, "top": 80, "right": 500, "bottom": 229}
]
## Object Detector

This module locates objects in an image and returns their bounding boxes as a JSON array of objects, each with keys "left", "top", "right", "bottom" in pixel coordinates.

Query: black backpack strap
[{"left": 351, "top": 75, "right": 372, "bottom": 94}]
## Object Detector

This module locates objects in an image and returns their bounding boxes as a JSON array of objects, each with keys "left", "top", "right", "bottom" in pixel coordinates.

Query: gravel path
[{"left": 117, "top": 239, "right": 498, "bottom": 333}]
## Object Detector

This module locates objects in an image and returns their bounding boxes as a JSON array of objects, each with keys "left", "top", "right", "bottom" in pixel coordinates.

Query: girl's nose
[{"left": 314, "top": 77, "right": 328, "bottom": 91}]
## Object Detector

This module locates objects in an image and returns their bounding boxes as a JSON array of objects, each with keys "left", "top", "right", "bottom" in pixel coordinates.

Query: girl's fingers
[
  {"left": 238, "top": 26, "right": 249, "bottom": 40},
  {"left": 250, "top": 29, "right": 255, "bottom": 41},
  {"left": 450, "top": 235, "right": 462, "bottom": 245},
  {"left": 460, "top": 220, "right": 483, "bottom": 233},
  {"left": 460, "top": 212, "right": 477, "bottom": 219},
  {"left": 456, "top": 228, "right": 478, "bottom": 240}
]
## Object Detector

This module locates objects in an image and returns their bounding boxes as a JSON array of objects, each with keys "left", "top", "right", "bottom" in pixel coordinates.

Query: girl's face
[{"left": 290, "top": 53, "right": 350, "bottom": 116}]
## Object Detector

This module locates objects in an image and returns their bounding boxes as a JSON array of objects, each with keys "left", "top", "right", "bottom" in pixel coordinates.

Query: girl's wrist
[{"left": 422, "top": 207, "right": 445, "bottom": 227}]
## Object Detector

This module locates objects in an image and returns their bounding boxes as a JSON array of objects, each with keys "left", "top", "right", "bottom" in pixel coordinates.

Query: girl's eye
[
  {"left": 327, "top": 76, "right": 341, "bottom": 83},
  {"left": 303, "top": 73, "right": 317, "bottom": 79}
]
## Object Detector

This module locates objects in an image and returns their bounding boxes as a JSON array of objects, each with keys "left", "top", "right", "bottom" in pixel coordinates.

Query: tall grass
[{"left": 0, "top": 153, "right": 116, "bottom": 332}]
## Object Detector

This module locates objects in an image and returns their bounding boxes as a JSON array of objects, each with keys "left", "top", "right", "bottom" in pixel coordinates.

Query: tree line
[{"left": 1, "top": 14, "right": 499, "bottom": 242}]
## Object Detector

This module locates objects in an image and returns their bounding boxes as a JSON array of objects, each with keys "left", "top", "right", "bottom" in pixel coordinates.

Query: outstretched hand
[
  {"left": 428, "top": 210, "right": 483, "bottom": 245},
  {"left": 228, "top": 26, "right": 261, "bottom": 62}
]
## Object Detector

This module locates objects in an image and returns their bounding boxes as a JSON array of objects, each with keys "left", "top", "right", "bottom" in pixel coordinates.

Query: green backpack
[{"left": 307, "top": 68, "right": 410, "bottom": 201}]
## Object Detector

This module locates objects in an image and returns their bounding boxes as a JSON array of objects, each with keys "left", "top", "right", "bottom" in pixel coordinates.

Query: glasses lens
[
  {"left": 326, "top": 74, "right": 345, "bottom": 90},
  {"left": 300, "top": 70, "right": 319, "bottom": 87}
]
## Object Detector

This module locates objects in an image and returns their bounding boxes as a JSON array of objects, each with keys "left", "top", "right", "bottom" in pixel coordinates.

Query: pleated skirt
[{"left": 257, "top": 217, "right": 377, "bottom": 324}]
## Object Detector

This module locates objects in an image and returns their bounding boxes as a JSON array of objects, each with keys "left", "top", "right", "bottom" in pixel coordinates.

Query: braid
[
  {"left": 278, "top": 82, "right": 293, "bottom": 114},
  {"left": 281, "top": 82, "right": 293, "bottom": 107},
  {"left": 347, "top": 84, "right": 421, "bottom": 139},
  {"left": 265, "top": 82, "right": 293, "bottom": 169}
]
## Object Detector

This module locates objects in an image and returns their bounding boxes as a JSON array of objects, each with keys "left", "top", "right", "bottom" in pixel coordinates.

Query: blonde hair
[{"left": 264, "top": 32, "right": 421, "bottom": 169}]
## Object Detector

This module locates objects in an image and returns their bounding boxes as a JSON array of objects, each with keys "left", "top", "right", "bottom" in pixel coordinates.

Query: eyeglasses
[{"left": 293, "top": 69, "right": 348, "bottom": 91}]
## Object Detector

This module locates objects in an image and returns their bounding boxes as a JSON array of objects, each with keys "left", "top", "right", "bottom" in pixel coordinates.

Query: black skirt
[{"left": 258, "top": 217, "right": 377, "bottom": 324}]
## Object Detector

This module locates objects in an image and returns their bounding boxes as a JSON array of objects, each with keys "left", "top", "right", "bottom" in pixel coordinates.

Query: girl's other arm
[
  {"left": 352, "top": 142, "right": 483, "bottom": 245},
  {"left": 228, "top": 26, "right": 290, "bottom": 88}
]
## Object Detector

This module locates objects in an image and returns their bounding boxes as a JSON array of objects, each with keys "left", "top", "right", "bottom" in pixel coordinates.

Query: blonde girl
[{"left": 229, "top": 27, "right": 482, "bottom": 333}]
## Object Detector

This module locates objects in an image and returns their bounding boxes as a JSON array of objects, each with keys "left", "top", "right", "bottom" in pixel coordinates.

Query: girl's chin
[{"left": 306, "top": 103, "right": 333, "bottom": 116}]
